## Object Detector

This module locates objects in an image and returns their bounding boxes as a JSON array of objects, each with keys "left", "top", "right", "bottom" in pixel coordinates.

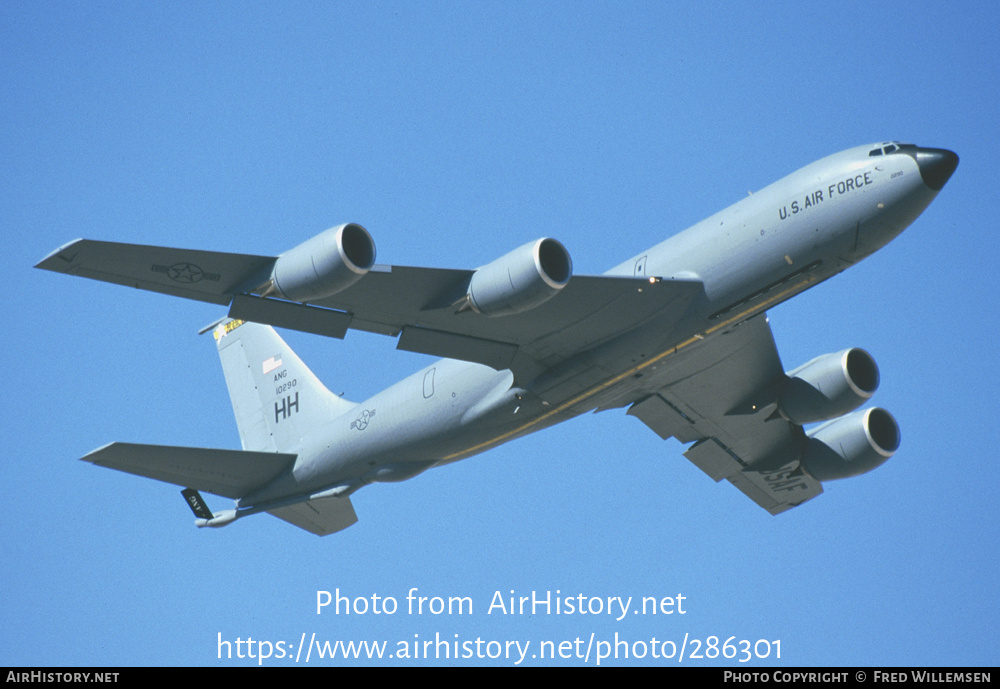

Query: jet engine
[
  {"left": 801, "top": 407, "right": 900, "bottom": 481},
  {"left": 466, "top": 238, "right": 572, "bottom": 316},
  {"left": 778, "top": 348, "right": 879, "bottom": 425},
  {"left": 269, "top": 223, "right": 376, "bottom": 302}
]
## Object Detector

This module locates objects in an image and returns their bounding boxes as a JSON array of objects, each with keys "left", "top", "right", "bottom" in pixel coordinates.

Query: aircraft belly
[{"left": 247, "top": 361, "right": 518, "bottom": 502}]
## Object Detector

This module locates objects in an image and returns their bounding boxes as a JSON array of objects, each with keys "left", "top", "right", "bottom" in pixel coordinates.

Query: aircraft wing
[
  {"left": 36, "top": 239, "right": 274, "bottom": 306},
  {"left": 626, "top": 313, "right": 823, "bottom": 514},
  {"left": 298, "top": 266, "right": 702, "bottom": 380},
  {"left": 82, "top": 442, "right": 296, "bottom": 499},
  {"left": 37, "top": 239, "right": 703, "bottom": 382}
]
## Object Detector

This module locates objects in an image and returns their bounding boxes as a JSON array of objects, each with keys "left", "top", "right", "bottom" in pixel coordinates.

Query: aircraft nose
[{"left": 915, "top": 148, "right": 959, "bottom": 191}]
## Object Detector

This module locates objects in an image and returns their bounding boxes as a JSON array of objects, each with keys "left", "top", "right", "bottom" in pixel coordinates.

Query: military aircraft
[{"left": 37, "top": 142, "right": 958, "bottom": 535}]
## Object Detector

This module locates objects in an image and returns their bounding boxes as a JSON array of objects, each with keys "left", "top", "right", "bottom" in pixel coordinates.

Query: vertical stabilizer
[{"left": 213, "top": 319, "right": 355, "bottom": 452}]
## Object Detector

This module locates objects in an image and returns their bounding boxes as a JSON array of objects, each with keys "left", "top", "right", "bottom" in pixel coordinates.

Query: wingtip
[
  {"left": 80, "top": 441, "right": 118, "bottom": 463},
  {"left": 35, "top": 239, "right": 86, "bottom": 270}
]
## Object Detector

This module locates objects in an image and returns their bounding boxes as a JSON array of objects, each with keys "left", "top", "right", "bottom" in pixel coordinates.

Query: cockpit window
[{"left": 869, "top": 141, "right": 917, "bottom": 157}]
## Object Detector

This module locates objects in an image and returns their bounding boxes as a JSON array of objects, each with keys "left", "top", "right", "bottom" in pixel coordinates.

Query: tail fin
[{"left": 213, "top": 319, "right": 355, "bottom": 452}]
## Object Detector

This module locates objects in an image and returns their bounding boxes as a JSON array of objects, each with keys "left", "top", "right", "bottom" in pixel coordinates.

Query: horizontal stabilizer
[
  {"left": 268, "top": 496, "right": 358, "bottom": 536},
  {"left": 82, "top": 442, "right": 297, "bottom": 499}
]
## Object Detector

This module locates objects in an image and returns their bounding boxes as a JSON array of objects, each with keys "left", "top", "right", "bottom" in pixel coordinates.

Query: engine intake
[
  {"left": 467, "top": 238, "right": 572, "bottom": 317},
  {"left": 779, "top": 348, "right": 879, "bottom": 425},
  {"left": 270, "top": 223, "right": 376, "bottom": 302},
  {"left": 801, "top": 407, "right": 900, "bottom": 481}
]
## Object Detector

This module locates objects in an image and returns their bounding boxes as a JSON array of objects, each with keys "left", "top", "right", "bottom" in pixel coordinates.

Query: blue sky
[{"left": 3, "top": 1, "right": 997, "bottom": 666}]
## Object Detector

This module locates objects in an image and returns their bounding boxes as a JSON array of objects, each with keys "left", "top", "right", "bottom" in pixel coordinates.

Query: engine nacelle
[
  {"left": 801, "top": 407, "right": 900, "bottom": 481},
  {"left": 467, "top": 238, "right": 572, "bottom": 317},
  {"left": 778, "top": 348, "right": 879, "bottom": 425},
  {"left": 270, "top": 223, "right": 376, "bottom": 302}
]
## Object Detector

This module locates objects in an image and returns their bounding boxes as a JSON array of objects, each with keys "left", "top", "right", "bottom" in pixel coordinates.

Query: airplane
[{"left": 36, "top": 141, "right": 958, "bottom": 535}]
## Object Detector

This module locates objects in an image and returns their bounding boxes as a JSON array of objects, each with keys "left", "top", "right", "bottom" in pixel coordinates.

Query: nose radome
[{"left": 916, "top": 148, "right": 959, "bottom": 191}]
